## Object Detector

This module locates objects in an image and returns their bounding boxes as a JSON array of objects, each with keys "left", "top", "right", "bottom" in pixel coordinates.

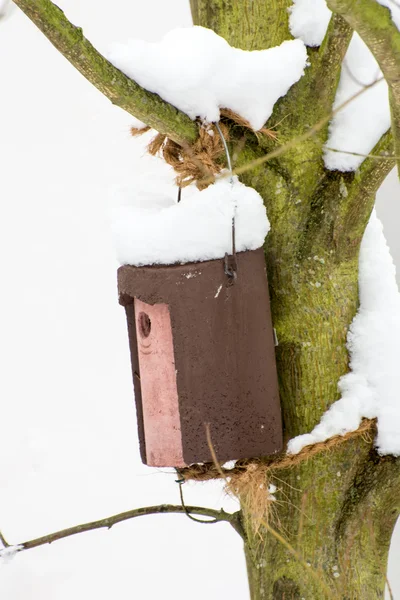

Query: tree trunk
[{"left": 191, "top": 1, "right": 400, "bottom": 598}]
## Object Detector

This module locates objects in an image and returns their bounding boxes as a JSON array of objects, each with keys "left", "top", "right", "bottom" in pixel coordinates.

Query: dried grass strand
[
  {"left": 147, "top": 123, "right": 229, "bottom": 189},
  {"left": 200, "top": 419, "right": 376, "bottom": 533},
  {"left": 130, "top": 125, "right": 151, "bottom": 137},
  {"left": 219, "top": 108, "right": 278, "bottom": 140},
  {"left": 181, "top": 418, "right": 376, "bottom": 483},
  {"left": 129, "top": 108, "right": 278, "bottom": 189}
]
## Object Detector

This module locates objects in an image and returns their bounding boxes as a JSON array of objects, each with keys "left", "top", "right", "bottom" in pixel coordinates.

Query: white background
[{"left": 0, "top": 1, "right": 399, "bottom": 598}]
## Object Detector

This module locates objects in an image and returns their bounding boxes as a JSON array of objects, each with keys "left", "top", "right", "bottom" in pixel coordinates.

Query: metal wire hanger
[
  {"left": 176, "top": 121, "right": 238, "bottom": 282},
  {"left": 215, "top": 121, "right": 237, "bottom": 281}
]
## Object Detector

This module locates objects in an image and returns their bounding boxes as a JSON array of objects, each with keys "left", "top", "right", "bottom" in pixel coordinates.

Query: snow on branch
[
  {"left": 324, "top": 34, "right": 391, "bottom": 171},
  {"left": 229, "top": 76, "right": 390, "bottom": 179},
  {"left": 326, "top": 0, "right": 400, "bottom": 175},
  {"left": 288, "top": 211, "right": 400, "bottom": 457},
  {"left": 0, "top": 0, "right": 14, "bottom": 20},
  {"left": 11, "top": 0, "right": 198, "bottom": 145},
  {"left": 108, "top": 27, "right": 308, "bottom": 131},
  {"left": 289, "top": 0, "right": 332, "bottom": 46}
]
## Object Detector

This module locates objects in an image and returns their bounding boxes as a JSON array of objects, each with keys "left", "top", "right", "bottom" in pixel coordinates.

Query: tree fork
[{"left": 191, "top": 1, "right": 400, "bottom": 598}]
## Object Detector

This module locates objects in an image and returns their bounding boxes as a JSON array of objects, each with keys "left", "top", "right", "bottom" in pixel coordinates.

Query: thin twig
[
  {"left": 2, "top": 504, "right": 239, "bottom": 554},
  {"left": 229, "top": 77, "right": 384, "bottom": 179},
  {"left": 350, "top": 128, "right": 394, "bottom": 199},
  {"left": 325, "top": 146, "right": 397, "bottom": 161},
  {"left": 311, "top": 13, "right": 353, "bottom": 117},
  {"left": 342, "top": 59, "right": 381, "bottom": 90},
  {"left": 194, "top": 75, "right": 384, "bottom": 187},
  {"left": 386, "top": 574, "right": 394, "bottom": 600},
  {"left": 327, "top": 0, "right": 400, "bottom": 175},
  {"left": 205, "top": 423, "right": 227, "bottom": 480},
  {"left": 203, "top": 425, "right": 247, "bottom": 540},
  {"left": 0, "top": 530, "right": 10, "bottom": 548}
]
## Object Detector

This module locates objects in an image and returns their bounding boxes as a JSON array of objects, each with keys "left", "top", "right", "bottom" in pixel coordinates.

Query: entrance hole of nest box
[{"left": 138, "top": 312, "right": 152, "bottom": 338}]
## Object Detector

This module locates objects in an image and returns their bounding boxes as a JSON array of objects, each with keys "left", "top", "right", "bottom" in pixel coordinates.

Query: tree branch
[
  {"left": 0, "top": 530, "right": 10, "bottom": 548},
  {"left": 230, "top": 76, "right": 385, "bottom": 180},
  {"left": 12, "top": 0, "right": 198, "bottom": 145},
  {"left": 351, "top": 127, "right": 394, "bottom": 198},
  {"left": 325, "top": 128, "right": 395, "bottom": 261},
  {"left": 0, "top": 504, "right": 244, "bottom": 555},
  {"left": 260, "top": 12, "right": 352, "bottom": 175},
  {"left": 312, "top": 13, "right": 353, "bottom": 120},
  {"left": 327, "top": 0, "right": 400, "bottom": 175}
]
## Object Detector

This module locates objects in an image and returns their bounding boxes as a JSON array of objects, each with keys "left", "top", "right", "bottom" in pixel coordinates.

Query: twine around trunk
[
  {"left": 178, "top": 419, "right": 376, "bottom": 532},
  {"left": 179, "top": 418, "right": 376, "bottom": 482},
  {"left": 130, "top": 109, "right": 277, "bottom": 189}
]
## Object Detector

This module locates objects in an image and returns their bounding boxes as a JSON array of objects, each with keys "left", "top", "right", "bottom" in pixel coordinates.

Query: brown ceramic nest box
[{"left": 118, "top": 247, "right": 282, "bottom": 467}]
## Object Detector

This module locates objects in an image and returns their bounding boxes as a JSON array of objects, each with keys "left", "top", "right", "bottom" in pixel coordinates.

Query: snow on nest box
[{"left": 114, "top": 176, "right": 282, "bottom": 467}]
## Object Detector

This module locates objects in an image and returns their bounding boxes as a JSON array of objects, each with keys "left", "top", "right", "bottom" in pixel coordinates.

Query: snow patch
[
  {"left": 222, "top": 460, "right": 236, "bottom": 470},
  {"left": 130, "top": 116, "right": 148, "bottom": 130},
  {"left": 0, "top": 0, "right": 14, "bottom": 20},
  {"left": 288, "top": 1, "right": 391, "bottom": 172},
  {"left": 289, "top": 0, "right": 331, "bottom": 47},
  {"left": 108, "top": 26, "right": 308, "bottom": 131},
  {"left": 111, "top": 174, "right": 269, "bottom": 266},
  {"left": 324, "top": 34, "right": 390, "bottom": 171},
  {"left": 267, "top": 483, "right": 277, "bottom": 501},
  {"left": 0, "top": 545, "right": 23, "bottom": 564},
  {"left": 288, "top": 211, "right": 400, "bottom": 457}
]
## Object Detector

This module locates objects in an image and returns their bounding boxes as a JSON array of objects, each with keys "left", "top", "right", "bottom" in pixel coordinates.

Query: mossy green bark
[
  {"left": 189, "top": 0, "right": 292, "bottom": 50},
  {"left": 244, "top": 446, "right": 400, "bottom": 599},
  {"left": 12, "top": 0, "right": 198, "bottom": 145},
  {"left": 192, "top": 1, "right": 400, "bottom": 598}
]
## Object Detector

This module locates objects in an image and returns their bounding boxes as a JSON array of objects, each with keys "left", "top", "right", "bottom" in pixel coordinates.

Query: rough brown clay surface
[{"left": 118, "top": 247, "right": 282, "bottom": 466}]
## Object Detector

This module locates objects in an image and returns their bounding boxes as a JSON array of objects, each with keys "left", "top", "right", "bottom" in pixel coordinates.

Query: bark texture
[
  {"left": 190, "top": 2, "right": 400, "bottom": 598},
  {"left": 12, "top": 0, "right": 197, "bottom": 144}
]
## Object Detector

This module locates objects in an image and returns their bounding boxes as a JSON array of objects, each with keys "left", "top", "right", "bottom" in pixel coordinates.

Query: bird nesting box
[{"left": 118, "top": 247, "right": 282, "bottom": 467}]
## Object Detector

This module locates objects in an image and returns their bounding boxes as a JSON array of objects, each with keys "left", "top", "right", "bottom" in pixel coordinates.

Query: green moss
[
  {"left": 245, "top": 443, "right": 400, "bottom": 599},
  {"left": 190, "top": 0, "right": 293, "bottom": 49},
  {"left": 14, "top": 0, "right": 198, "bottom": 144}
]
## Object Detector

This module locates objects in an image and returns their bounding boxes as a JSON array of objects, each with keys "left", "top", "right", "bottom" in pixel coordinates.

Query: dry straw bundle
[
  {"left": 178, "top": 419, "right": 376, "bottom": 532},
  {"left": 130, "top": 109, "right": 277, "bottom": 189}
]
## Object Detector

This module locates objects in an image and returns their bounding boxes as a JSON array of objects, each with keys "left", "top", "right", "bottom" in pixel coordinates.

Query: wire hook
[
  {"left": 175, "top": 475, "right": 219, "bottom": 525},
  {"left": 215, "top": 121, "right": 237, "bottom": 281}
]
